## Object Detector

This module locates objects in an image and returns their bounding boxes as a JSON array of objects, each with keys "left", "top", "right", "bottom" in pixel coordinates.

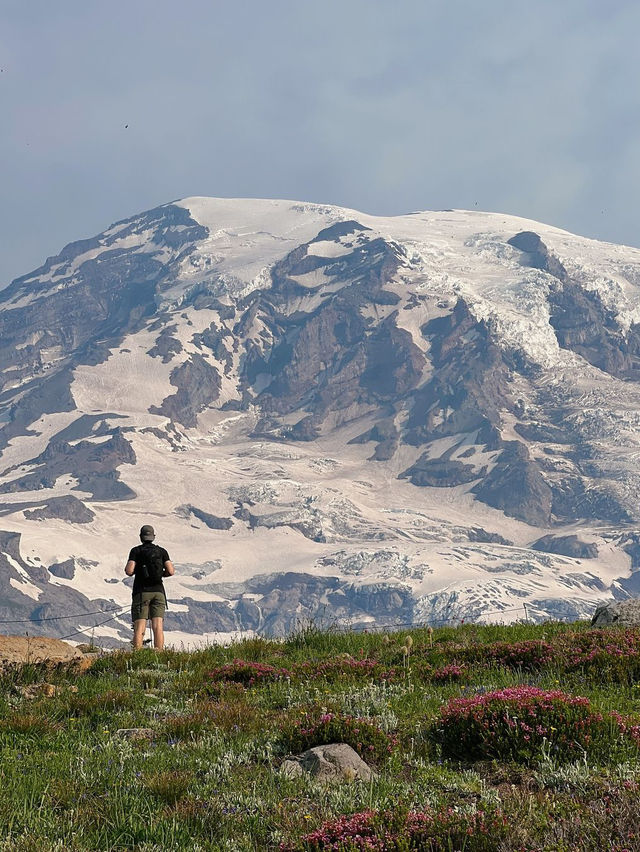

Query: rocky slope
[{"left": 1, "top": 197, "right": 639, "bottom": 644}]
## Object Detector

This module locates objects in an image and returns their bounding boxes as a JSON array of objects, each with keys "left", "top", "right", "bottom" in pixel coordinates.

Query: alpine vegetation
[{"left": 2, "top": 620, "right": 640, "bottom": 850}]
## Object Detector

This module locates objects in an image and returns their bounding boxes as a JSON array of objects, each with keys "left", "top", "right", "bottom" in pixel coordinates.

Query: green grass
[{"left": 2, "top": 620, "right": 640, "bottom": 849}]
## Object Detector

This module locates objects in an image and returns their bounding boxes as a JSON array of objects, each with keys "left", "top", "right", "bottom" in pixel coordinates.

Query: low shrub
[
  {"left": 435, "top": 686, "right": 639, "bottom": 764},
  {"left": 68, "top": 688, "right": 138, "bottom": 717},
  {"left": 166, "top": 797, "right": 224, "bottom": 842},
  {"left": 449, "top": 628, "right": 640, "bottom": 682},
  {"left": 144, "top": 769, "right": 195, "bottom": 804},
  {"left": 560, "top": 629, "right": 640, "bottom": 683},
  {"left": 468, "top": 639, "right": 557, "bottom": 671},
  {"left": 279, "top": 711, "right": 398, "bottom": 764},
  {"left": 0, "top": 712, "right": 61, "bottom": 737},
  {"left": 282, "top": 804, "right": 507, "bottom": 851},
  {"left": 87, "top": 647, "right": 176, "bottom": 675},
  {"left": 609, "top": 711, "right": 640, "bottom": 748},
  {"left": 431, "top": 663, "right": 468, "bottom": 683},
  {"left": 163, "top": 707, "right": 213, "bottom": 742},
  {"left": 206, "top": 697, "right": 267, "bottom": 734},
  {"left": 163, "top": 690, "right": 263, "bottom": 740},
  {"left": 292, "top": 658, "right": 397, "bottom": 683},
  {"left": 207, "top": 659, "right": 291, "bottom": 686},
  {"left": 500, "top": 783, "right": 640, "bottom": 851},
  {"left": 412, "top": 661, "right": 469, "bottom": 683}
]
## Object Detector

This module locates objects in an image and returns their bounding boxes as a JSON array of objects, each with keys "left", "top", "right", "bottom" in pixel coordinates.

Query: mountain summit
[{"left": 1, "top": 197, "right": 640, "bottom": 643}]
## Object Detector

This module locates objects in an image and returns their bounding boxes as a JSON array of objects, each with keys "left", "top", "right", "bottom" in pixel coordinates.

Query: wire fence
[
  {"left": 0, "top": 605, "right": 131, "bottom": 644},
  {"left": 0, "top": 600, "right": 594, "bottom": 647},
  {"left": 0, "top": 606, "right": 125, "bottom": 625},
  {"left": 57, "top": 608, "right": 131, "bottom": 642},
  {"left": 293, "top": 603, "right": 586, "bottom": 637}
]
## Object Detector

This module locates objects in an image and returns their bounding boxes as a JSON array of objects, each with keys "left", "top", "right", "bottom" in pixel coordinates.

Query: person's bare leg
[
  {"left": 151, "top": 617, "right": 164, "bottom": 650},
  {"left": 133, "top": 619, "right": 146, "bottom": 649}
]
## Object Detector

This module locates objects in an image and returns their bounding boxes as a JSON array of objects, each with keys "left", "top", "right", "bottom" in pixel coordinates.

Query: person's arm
[
  {"left": 125, "top": 559, "right": 136, "bottom": 577},
  {"left": 163, "top": 560, "right": 175, "bottom": 577}
]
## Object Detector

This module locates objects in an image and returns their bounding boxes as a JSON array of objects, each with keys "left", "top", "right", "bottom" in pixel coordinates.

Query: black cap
[{"left": 140, "top": 524, "right": 155, "bottom": 541}]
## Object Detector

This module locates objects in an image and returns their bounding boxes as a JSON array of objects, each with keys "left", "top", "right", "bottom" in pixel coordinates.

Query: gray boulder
[
  {"left": 280, "top": 743, "right": 377, "bottom": 783},
  {"left": 591, "top": 598, "right": 640, "bottom": 626}
]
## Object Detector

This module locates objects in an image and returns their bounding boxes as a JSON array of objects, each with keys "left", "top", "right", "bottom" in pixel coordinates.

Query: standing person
[{"left": 125, "top": 524, "right": 174, "bottom": 650}]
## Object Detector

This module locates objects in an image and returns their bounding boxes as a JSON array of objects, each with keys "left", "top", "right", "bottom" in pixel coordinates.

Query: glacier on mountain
[{"left": 0, "top": 197, "right": 639, "bottom": 643}]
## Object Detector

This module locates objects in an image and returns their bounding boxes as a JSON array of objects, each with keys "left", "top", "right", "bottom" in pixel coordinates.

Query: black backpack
[{"left": 137, "top": 544, "right": 165, "bottom": 584}]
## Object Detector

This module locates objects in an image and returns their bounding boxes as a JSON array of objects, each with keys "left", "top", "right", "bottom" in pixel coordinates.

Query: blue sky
[{"left": 2, "top": 0, "right": 639, "bottom": 285}]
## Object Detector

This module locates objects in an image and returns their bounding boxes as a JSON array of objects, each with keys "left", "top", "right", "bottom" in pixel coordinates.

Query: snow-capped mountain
[{"left": 1, "top": 197, "right": 640, "bottom": 645}]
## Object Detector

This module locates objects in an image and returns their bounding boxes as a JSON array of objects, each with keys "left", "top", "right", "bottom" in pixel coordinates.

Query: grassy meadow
[{"left": 2, "top": 620, "right": 640, "bottom": 850}]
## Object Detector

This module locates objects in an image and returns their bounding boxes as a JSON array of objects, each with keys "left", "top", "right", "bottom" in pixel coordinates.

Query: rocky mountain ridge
[{"left": 1, "top": 197, "right": 639, "bottom": 643}]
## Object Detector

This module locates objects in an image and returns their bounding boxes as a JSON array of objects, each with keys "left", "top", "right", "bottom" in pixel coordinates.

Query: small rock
[
  {"left": 15, "top": 682, "right": 78, "bottom": 699},
  {"left": 115, "top": 728, "right": 156, "bottom": 741},
  {"left": 280, "top": 743, "right": 377, "bottom": 783},
  {"left": 72, "top": 656, "right": 99, "bottom": 674}
]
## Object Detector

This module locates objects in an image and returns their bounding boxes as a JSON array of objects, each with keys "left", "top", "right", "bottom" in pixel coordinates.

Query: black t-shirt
[{"left": 128, "top": 542, "right": 170, "bottom": 594}]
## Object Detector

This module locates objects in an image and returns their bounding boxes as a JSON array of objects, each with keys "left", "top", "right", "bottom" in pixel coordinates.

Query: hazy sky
[{"left": 2, "top": 0, "right": 640, "bottom": 285}]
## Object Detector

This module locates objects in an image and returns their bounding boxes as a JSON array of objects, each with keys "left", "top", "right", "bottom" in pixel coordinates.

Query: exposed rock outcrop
[
  {"left": 473, "top": 442, "right": 553, "bottom": 526},
  {"left": 467, "top": 528, "right": 513, "bottom": 545},
  {"left": 147, "top": 325, "right": 183, "bottom": 363},
  {"left": 532, "top": 534, "right": 598, "bottom": 559},
  {"left": 349, "top": 419, "right": 399, "bottom": 461},
  {"left": 0, "top": 636, "right": 84, "bottom": 666},
  {"left": 507, "top": 231, "right": 568, "bottom": 281},
  {"left": 244, "top": 230, "right": 423, "bottom": 434},
  {"left": 0, "top": 430, "right": 136, "bottom": 501},
  {"left": 150, "top": 354, "right": 222, "bottom": 427},
  {"left": 406, "top": 300, "right": 513, "bottom": 444},
  {"left": 176, "top": 504, "right": 233, "bottom": 530},
  {"left": 591, "top": 599, "right": 640, "bottom": 626},
  {"left": 0, "top": 202, "right": 205, "bottom": 402},
  {"left": 401, "top": 456, "right": 478, "bottom": 488},
  {"left": 23, "top": 496, "right": 95, "bottom": 524}
]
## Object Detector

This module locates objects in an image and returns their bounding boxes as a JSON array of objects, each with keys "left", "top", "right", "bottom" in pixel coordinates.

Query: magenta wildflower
[
  {"left": 208, "top": 659, "right": 291, "bottom": 686},
  {"left": 436, "top": 685, "right": 640, "bottom": 764},
  {"left": 280, "top": 804, "right": 508, "bottom": 850}
]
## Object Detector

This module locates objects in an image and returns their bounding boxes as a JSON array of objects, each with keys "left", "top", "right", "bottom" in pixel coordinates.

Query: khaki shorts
[{"left": 131, "top": 592, "right": 166, "bottom": 622}]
